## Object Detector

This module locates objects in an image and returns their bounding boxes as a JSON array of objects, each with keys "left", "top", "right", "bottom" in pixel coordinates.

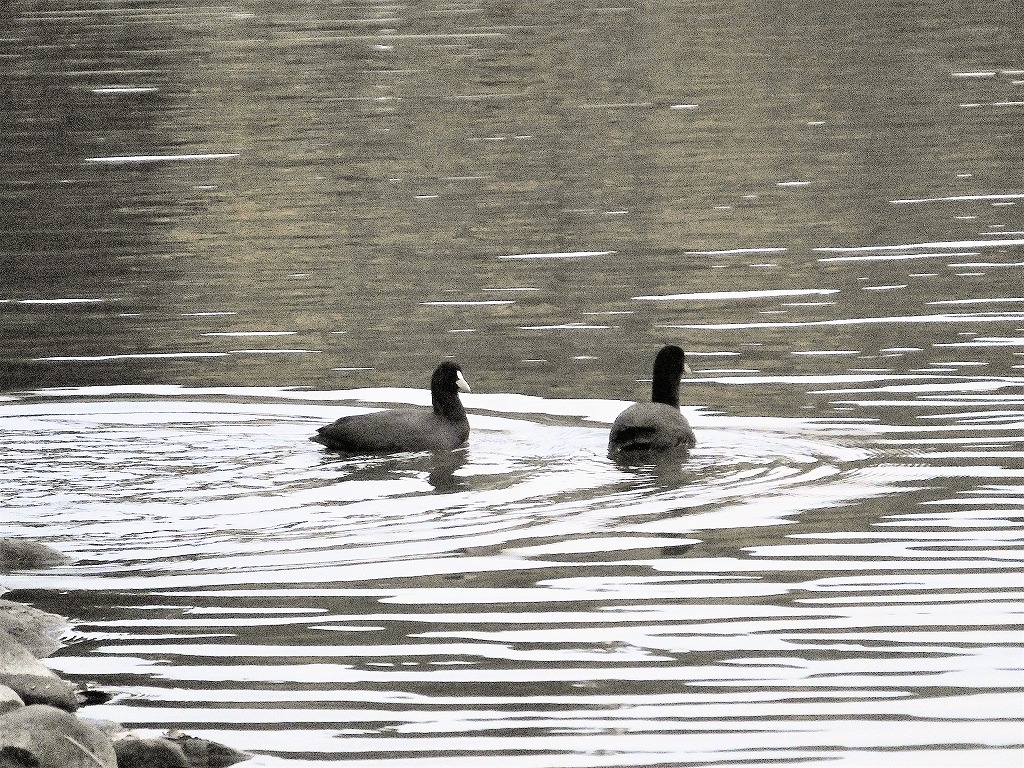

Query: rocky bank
[{"left": 0, "top": 537, "right": 250, "bottom": 768}]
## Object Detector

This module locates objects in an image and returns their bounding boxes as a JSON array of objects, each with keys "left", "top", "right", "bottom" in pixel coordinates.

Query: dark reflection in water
[
  {"left": 424, "top": 450, "right": 471, "bottom": 494},
  {"left": 319, "top": 448, "right": 470, "bottom": 494},
  {"left": 611, "top": 450, "right": 696, "bottom": 490}
]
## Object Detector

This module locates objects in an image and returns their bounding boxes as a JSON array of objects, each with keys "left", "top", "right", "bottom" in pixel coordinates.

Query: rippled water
[
  {"left": 4, "top": 377, "right": 1022, "bottom": 765},
  {"left": 3, "top": 0, "right": 1024, "bottom": 765}
]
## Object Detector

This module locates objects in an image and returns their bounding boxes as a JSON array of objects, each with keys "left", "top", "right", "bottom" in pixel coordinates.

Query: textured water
[
  {"left": 3, "top": 379, "right": 1022, "bottom": 765},
  {"left": 3, "top": 0, "right": 1023, "bottom": 764}
]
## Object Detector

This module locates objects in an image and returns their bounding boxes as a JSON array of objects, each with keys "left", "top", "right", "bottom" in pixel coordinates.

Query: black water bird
[
  {"left": 312, "top": 361, "right": 471, "bottom": 453},
  {"left": 608, "top": 345, "right": 696, "bottom": 455}
]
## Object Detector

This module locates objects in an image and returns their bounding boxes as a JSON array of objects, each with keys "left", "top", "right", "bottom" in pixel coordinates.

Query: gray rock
[
  {"left": 80, "top": 718, "right": 129, "bottom": 743},
  {"left": 164, "top": 731, "right": 250, "bottom": 767},
  {"left": 0, "top": 687, "right": 21, "bottom": 717},
  {"left": 0, "top": 674, "right": 76, "bottom": 713},
  {"left": 0, "top": 601, "right": 70, "bottom": 659},
  {"left": 0, "top": 629, "right": 77, "bottom": 712},
  {"left": 114, "top": 737, "right": 189, "bottom": 768},
  {"left": 0, "top": 541, "right": 70, "bottom": 573},
  {"left": 0, "top": 704, "right": 117, "bottom": 767},
  {"left": 0, "top": 746, "right": 35, "bottom": 767}
]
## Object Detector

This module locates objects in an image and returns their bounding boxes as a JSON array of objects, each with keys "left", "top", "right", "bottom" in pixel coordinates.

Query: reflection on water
[
  {"left": 2, "top": 0, "right": 1023, "bottom": 764},
  {"left": 3, "top": 385, "right": 1022, "bottom": 765},
  {"left": 4, "top": 0, "right": 1022, "bottom": 402}
]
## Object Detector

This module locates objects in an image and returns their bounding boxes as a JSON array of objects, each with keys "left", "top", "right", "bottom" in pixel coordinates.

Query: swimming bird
[
  {"left": 608, "top": 345, "right": 696, "bottom": 455},
  {"left": 312, "top": 361, "right": 471, "bottom": 453}
]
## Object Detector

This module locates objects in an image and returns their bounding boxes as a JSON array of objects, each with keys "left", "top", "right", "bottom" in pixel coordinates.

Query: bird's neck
[
  {"left": 434, "top": 391, "right": 468, "bottom": 421},
  {"left": 652, "top": 380, "right": 680, "bottom": 409}
]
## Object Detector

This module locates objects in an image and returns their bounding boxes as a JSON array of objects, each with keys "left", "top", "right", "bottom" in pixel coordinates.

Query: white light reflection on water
[
  {"left": 634, "top": 289, "right": 838, "bottom": 301},
  {"left": 663, "top": 313, "right": 1024, "bottom": 330},
  {"left": 2, "top": 384, "right": 1022, "bottom": 765}
]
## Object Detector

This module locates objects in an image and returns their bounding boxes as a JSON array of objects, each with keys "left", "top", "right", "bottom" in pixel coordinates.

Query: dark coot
[
  {"left": 608, "top": 345, "right": 696, "bottom": 455},
  {"left": 312, "top": 361, "right": 471, "bottom": 453}
]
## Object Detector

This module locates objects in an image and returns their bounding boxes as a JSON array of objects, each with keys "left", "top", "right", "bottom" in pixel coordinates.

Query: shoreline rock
[
  {"left": 0, "top": 599, "right": 70, "bottom": 659},
  {"left": 0, "top": 704, "right": 118, "bottom": 767},
  {"left": 0, "top": 540, "right": 70, "bottom": 574},
  {"left": 0, "top": 538, "right": 250, "bottom": 768}
]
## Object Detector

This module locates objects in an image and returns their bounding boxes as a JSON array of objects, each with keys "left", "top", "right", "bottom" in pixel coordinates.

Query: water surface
[{"left": 2, "top": 0, "right": 1022, "bottom": 765}]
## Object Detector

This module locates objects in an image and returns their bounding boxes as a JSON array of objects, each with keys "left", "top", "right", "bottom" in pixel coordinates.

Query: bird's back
[
  {"left": 608, "top": 402, "right": 696, "bottom": 453},
  {"left": 313, "top": 408, "right": 469, "bottom": 453}
]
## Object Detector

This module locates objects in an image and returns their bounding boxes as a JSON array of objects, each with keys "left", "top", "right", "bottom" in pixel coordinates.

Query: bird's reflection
[
  {"left": 318, "top": 448, "right": 469, "bottom": 493},
  {"left": 610, "top": 447, "right": 695, "bottom": 490},
  {"left": 424, "top": 448, "right": 469, "bottom": 493}
]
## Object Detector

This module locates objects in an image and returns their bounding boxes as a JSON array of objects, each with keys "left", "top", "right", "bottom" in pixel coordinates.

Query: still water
[{"left": 2, "top": 0, "right": 1023, "bottom": 765}]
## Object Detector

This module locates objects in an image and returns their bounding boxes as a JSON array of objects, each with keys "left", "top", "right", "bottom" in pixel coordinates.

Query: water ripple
[{"left": 3, "top": 385, "right": 1022, "bottom": 765}]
